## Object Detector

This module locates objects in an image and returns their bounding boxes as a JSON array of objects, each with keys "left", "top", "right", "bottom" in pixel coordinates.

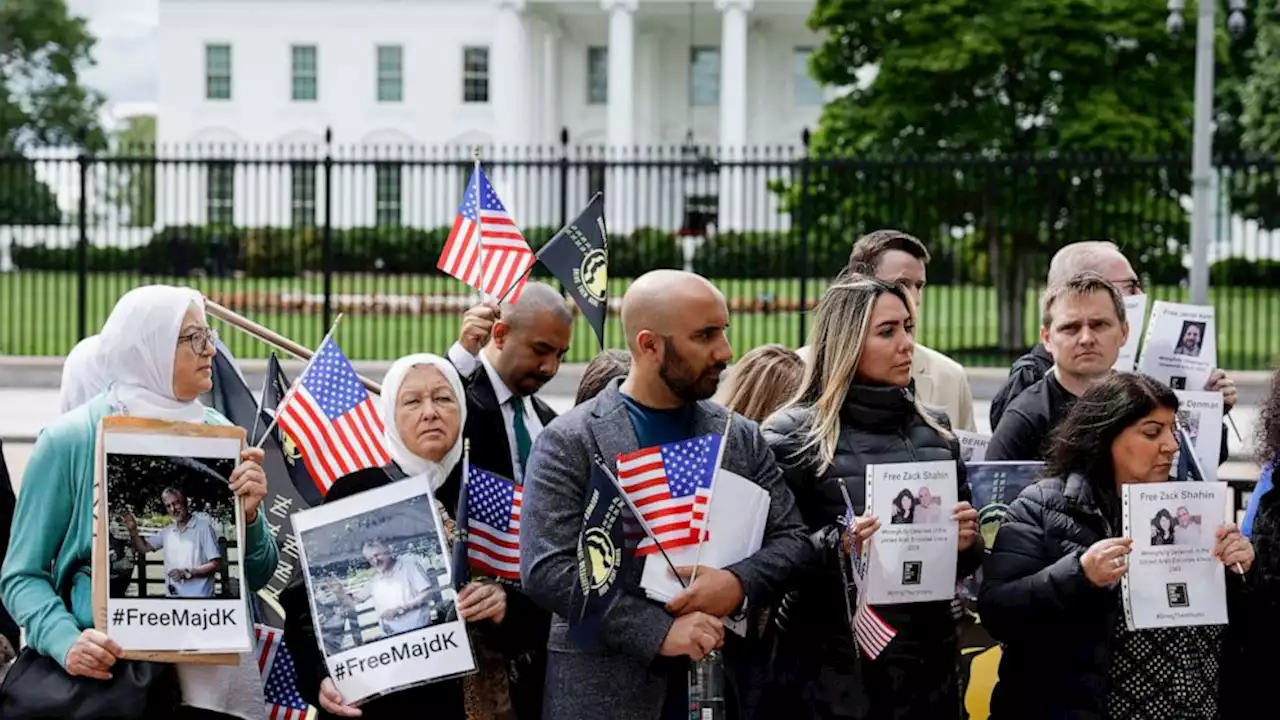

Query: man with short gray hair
[{"left": 990, "top": 240, "right": 1146, "bottom": 428}]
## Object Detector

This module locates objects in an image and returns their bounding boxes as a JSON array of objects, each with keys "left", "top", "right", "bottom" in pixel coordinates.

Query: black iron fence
[{"left": 3, "top": 139, "right": 1279, "bottom": 367}]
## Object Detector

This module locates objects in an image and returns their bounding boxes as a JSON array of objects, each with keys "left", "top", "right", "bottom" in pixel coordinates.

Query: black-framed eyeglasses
[{"left": 177, "top": 327, "right": 219, "bottom": 355}]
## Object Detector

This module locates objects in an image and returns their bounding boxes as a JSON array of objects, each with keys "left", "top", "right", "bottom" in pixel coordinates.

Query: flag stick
[
  {"left": 591, "top": 455, "right": 688, "bottom": 590},
  {"left": 689, "top": 414, "right": 733, "bottom": 586},
  {"left": 252, "top": 314, "right": 346, "bottom": 450},
  {"left": 247, "top": 355, "right": 273, "bottom": 446},
  {"left": 205, "top": 299, "right": 382, "bottom": 395},
  {"left": 1176, "top": 423, "right": 1242, "bottom": 575}
]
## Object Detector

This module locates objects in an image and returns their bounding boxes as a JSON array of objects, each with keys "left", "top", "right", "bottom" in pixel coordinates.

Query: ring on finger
[{"left": 1112, "top": 556, "right": 1125, "bottom": 568}]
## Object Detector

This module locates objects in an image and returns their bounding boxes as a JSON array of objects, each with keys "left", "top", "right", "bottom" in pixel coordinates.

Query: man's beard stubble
[{"left": 658, "top": 341, "right": 725, "bottom": 404}]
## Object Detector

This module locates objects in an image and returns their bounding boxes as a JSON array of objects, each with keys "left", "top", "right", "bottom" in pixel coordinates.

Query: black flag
[
  {"left": 538, "top": 193, "right": 608, "bottom": 348},
  {"left": 209, "top": 345, "right": 317, "bottom": 626}
]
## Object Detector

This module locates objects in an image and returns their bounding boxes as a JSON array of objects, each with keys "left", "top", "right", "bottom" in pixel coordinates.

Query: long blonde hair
[
  {"left": 713, "top": 344, "right": 804, "bottom": 422},
  {"left": 786, "top": 273, "right": 952, "bottom": 473}
]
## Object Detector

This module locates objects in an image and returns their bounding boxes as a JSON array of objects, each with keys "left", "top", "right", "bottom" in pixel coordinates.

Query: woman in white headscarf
[
  {"left": 59, "top": 334, "right": 112, "bottom": 413},
  {"left": 1, "top": 285, "right": 278, "bottom": 720},
  {"left": 282, "top": 353, "right": 513, "bottom": 720}
]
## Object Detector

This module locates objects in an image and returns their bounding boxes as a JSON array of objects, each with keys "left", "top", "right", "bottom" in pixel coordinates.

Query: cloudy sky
[{"left": 67, "top": 0, "right": 159, "bottom": 123}]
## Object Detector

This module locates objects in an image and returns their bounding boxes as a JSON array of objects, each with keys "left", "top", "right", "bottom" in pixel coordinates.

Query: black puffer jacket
[
  {"left": 758, "top": 383, "right": 982, "bottom": 720},
  {"left": 979, "top": 474, "right": 1249, "bottom": 719}
]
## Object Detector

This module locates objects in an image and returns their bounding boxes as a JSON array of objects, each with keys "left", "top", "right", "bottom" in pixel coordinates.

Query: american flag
[
  {"left": 615, "top": 434, "right": 720, "bottom": 557},
  {"left": 838, "top": 498, "right": 898, "bottom": 659},
  {"left": 277, "top": 337, "right": 390, "bottom": 494},
  {"left": 437, "top": 164, "right": 535, "bottom": 302},
  {"left": 465, "top": 466, "right": 523, "bottom": 581},
  {"left": 255, "top": 624, "right": 311, "bottom": 720}
]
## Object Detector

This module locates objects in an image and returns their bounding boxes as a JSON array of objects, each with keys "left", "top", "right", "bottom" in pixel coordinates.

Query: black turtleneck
[
  {"left": 987, "top": 373, "right": 1077, "bottom": 462},
  {"left": 839, "top": 382, "right": 921, "bottom": 430}
]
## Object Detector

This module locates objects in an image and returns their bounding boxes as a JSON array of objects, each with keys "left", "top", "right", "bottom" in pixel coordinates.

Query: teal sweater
[{"left": 0, "top": 395, "right": 279, "bottom": 668}]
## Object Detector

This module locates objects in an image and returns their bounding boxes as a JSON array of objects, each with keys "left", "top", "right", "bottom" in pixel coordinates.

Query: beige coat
[{"left": 795, "top": 342, "right": 976, "bottom": 432}]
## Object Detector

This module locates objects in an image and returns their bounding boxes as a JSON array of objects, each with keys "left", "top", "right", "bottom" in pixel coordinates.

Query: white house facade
[{"left": 154, "top": 0, "right": 826, "bottom": 233}]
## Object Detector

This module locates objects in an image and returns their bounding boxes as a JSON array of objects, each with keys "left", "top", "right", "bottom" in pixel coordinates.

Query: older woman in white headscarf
[
  {"left": 59, "top": 334, "right": 113, "bottom": 413},
  {"left": 282, "top": 353, "right": 514, "bottom": 720},
  {"left": 1, "top": 285, "right": 278, "bottom": 720}
]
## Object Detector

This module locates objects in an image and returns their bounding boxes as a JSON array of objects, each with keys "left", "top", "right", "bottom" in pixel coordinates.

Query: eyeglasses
[
  {"left": 177, "top": 327, "right": 219, "bottom": 355},
  {"left": 1112, "top": 277, "right": 1144, "bottom": 295}
]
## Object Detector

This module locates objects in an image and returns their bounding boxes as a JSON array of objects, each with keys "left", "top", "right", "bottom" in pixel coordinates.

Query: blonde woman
[
  {"left": 758, "top": 274, "right": 981, "bottom": 720},
  {"left": 712, "top": 343, "right": 804, "bottom": 423}
]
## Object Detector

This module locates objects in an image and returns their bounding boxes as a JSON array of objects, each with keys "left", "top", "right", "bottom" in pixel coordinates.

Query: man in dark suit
[
  {"left": 520, "top": 270, "right": 811, "bottom": 720},
  {"left": 443, "top": 281, "right": 573, "bottom": 720}
]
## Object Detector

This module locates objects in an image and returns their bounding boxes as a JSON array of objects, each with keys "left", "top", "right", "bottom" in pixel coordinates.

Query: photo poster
[
  {"left": 92, "top": 417, "right": 251, "bottom": 662},
  {"left": 1121, "top": 482, "right": 1229, "bottom": 631},
  {"left": 957, "top": 462, "right": 1044, "bottom": 605},
  {"left": 1114, "top": 293, "right": 1149, "bottom": 371},
  {"left": 864, "top": 460, "right": 959, "bottom": 605},
  {"left": 292, "top": 474, "right": 477, "bottom": 706},
  {"left": 954, "top": 431, "right": 991, "bottom": 464},
  {"left": 1137, "top": 301, "right": 1217, "bottom": 392},
  {"left": 1171, "top": 390, "right": 1225, "bottom": 483}
]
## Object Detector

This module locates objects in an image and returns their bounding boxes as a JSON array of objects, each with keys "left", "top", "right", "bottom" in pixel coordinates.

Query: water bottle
[{"left": 688, "top": 651, "right": 727, "bottom": 720}]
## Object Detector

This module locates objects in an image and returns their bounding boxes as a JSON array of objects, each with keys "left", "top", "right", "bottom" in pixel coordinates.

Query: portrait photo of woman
[
  {"left": 1151, "top": 508, "right": 1176, "bottom": 546},
  {"left": 891, "top": 488, "right": 917, "bottom": 525}
]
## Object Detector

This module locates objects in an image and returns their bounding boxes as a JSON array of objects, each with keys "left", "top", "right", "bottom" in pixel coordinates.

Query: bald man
[
  {"left": 444, "top": 281, "right": 572, "bottom": 720},
  {"left": 521, "top": 270, "right": 809, "bottom": 720}
]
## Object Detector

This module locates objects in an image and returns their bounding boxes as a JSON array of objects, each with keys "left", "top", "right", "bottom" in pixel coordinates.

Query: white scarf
[
  {"left": 97, "top": 286, "right": 208, "bottom": 423},
  {"left": 59, "top": 334, "right": 112, "bottom": 413},
  {"left": 380, "top": 353, "right": 467, "bottom": 489}
]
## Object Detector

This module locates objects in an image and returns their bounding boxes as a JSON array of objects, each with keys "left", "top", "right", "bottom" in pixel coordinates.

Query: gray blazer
[{"left": 520, "top": 381, "right": 811, "bottom": 720}]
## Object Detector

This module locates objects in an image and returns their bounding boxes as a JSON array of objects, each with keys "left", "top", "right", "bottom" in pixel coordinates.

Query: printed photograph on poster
[
  {"left": 1121, "top": 482, "right": 1228, "bottom": 631},
  {"left": 1138, "top": 301, "right": 1216, "bottom": 392},
  {"left": 1172, "top": 390, "right": 1224, "bottom": 483},
  {"left": 865, "top": 460, "right": 958, "bottom": 605},
  {"left": 292, "top": 475, "right": 476, "bottom": 705},
  {"left": 1113, "top": 294, "right": 1149, "bottom": 371},
  {"left": 100, "top": 424, "right": 252, "bottom": 654},
  {"left": 954, "top": 431, "right": 990, "bottom": 464}
]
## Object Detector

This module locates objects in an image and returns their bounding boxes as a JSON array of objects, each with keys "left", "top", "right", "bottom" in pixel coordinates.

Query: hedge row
[{"left": 10, "top": 225, "right": 1279, "bottom": 286}]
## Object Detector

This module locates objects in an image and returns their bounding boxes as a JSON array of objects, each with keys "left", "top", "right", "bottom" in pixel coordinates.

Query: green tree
[
  {"left": 109, "top": 114, "right": 157, "bottom": 227},
  {"left": 1232, "top": 10, "right": 1280, "bottom": 229},
  {"left": 793, "top": 0, "right": 1207, "bottom": 351},
  {"left": 0, "top": 0, "right": 106, "bottom": 224}
]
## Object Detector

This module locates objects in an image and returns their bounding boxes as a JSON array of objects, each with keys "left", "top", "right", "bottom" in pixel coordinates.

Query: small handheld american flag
[
  {"left": 255, "top": 624, "right": 311, "bottom": 720},
  {"left": 837, "top": 483, "right": 898, "bottom": 660},
  {"left": 616, "top": 434, "right": 720, "bottom": 557},
  {"left": 437, "top": 161, "right": 535, "bottom": 302},
  {"left": 276, "top": 337, "right": 391, "bottom": 495},
  {"left": 465, "top": 465, "right": 523, "bottom": 582}
]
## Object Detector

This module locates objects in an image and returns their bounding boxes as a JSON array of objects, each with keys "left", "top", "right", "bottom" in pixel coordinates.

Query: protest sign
[
  {"left": 1121, "top": 482, "right": 1229, "bottom": 630},
  {"left": 1114, "top": 293, "right": 1149, "bottom": 371},
  {"left": 1171, "top": 391, "right": 1224, "bottom": 482},
  {"left": 1138, "top": 301, "right": 1216, "bottom": 392},
  {"left": 292, "top": 474, "right": 476, "bottom": 705},
  {"left": 954, "top": 431, "right": 991, "bottom": 464},
  {"left": 93, "top": 417, "right": 251, "bottom": 661},
  {"left": 865, "top": 460, "right": 958, "bottom": 605}
]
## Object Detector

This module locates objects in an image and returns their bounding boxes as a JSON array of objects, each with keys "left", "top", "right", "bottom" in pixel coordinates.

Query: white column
[
  {"left": 716, "top": 0, "right": 751, "bottom": 231},
  {"left": 602, "top": 0, "right": 637, "bottom": 233},
  {"left": 543, "top": 30, "right": 561, "bottom": 146},
  {"left": 492, "top": 0, "right": 529, "bottom": 148}
]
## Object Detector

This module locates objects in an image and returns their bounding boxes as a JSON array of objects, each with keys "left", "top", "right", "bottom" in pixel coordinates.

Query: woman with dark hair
[
  {"left": 760, "top": 274, "right": 981, "bottom": 719},
  {"left": 1150, "top": 509, "right": 1176, "bottom": 545},
  {"left": 979, "top": 373, "right": 1253, "bottom": 719},
  {"left": 890, "top": 489, "right": 916, "bottom": 525}
]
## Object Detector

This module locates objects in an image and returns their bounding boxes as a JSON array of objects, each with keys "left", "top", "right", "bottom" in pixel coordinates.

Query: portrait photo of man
[
  {"left": 120, "top": 487, "right": 223, "bottom": 599},
  {"left": 1174, "top": 321, "right": 1206, "bottom": 358}
]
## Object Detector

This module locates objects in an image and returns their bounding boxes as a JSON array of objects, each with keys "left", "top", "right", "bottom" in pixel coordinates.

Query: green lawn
[{"left": 3, "top": 272, "right": 1279, "bottom": 368}]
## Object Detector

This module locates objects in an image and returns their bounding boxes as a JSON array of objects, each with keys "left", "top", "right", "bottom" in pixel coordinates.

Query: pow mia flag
[
  {"left": 538, "top": 193, "right": 608, "bottom": 348},
  {"left": 568, "top": 463, "right": 634, "bottom": 649}
]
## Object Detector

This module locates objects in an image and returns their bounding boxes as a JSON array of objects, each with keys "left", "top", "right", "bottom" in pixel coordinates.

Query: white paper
[
  {"left": 1137, "top": 301, "right": 1216, "bottom": 392},
  {"left": 954, "top": 431, "right": 991, "bottom": 464},
  {"left": 292, "top": 475, "right": 477, "bottom": 705},
  {"left": 865, "top": 461, "right": 959, "bottom": 605},
  {"left": 102, "top": 429, "right": 252, "bottom": 654},
  {"left": 1172, "top": 391, "right": 1224, "bottom": 482},
  {"left": 1114, "top": 293, "right": 1149, "bottom": 371},
  {"left": 1121, "top": 482, "right": 1229, "bottom": 630},
  {"left": 641, "top": 470, "right": 770, "bottom": 636}
]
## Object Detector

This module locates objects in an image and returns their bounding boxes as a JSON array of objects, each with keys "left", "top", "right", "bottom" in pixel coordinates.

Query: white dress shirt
[{"left": 448, "top": 342, "right": 546, "bottom": 483}]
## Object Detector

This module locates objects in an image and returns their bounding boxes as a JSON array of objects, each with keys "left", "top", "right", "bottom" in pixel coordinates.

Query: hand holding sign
[
  {"left": 665, "top": 566, "right": 745, "bottom": 618},
  {"left": 953, "top": 502, "right": 979, "bottom": 551},
  {"left": 1213, "top": 523, "right": 1253, "bottom": 573},
  {"left": 1081, "top": 537, "right": 1132, "bottom": 587}
]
